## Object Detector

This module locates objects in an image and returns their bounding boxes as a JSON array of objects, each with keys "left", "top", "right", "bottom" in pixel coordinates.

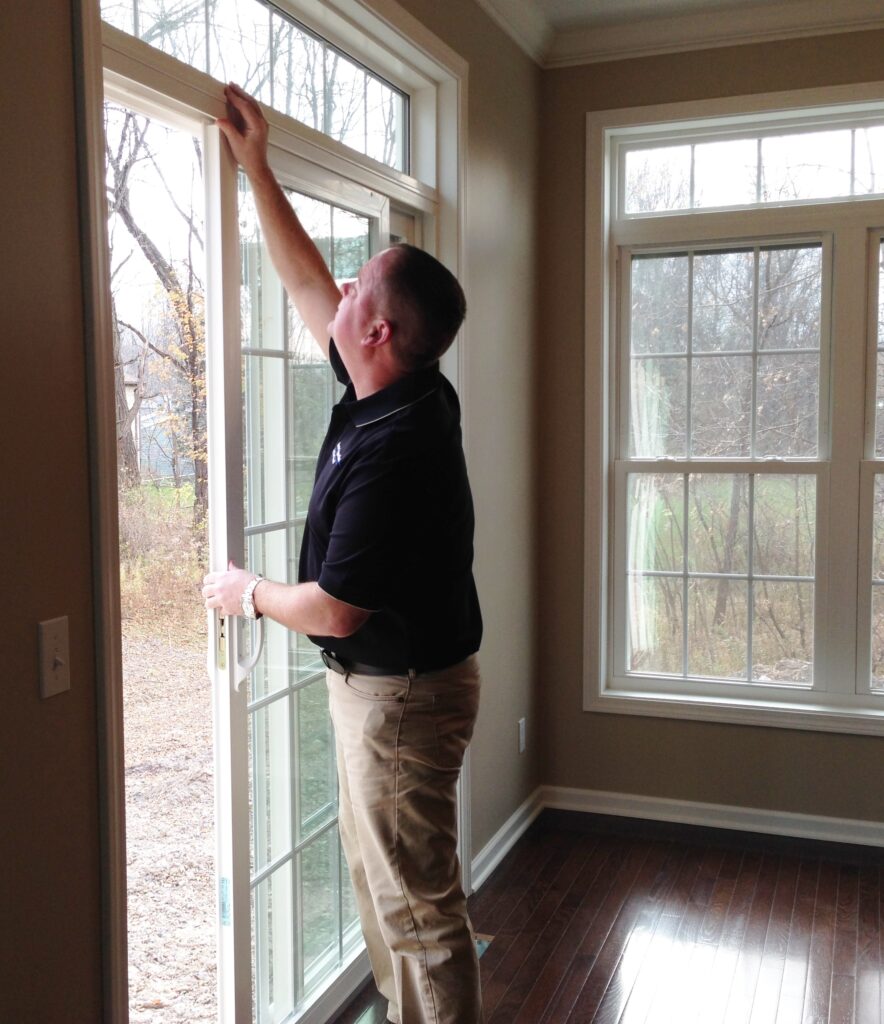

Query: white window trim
[
  {"left": 76, "top": 1, "right": 468, "bottom": 1020},
  {"left": 584, "top": 81, "right": 884, "bottom": 737}
]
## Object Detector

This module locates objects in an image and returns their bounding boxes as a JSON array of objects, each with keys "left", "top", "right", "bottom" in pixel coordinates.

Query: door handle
[{"left": 234, "top": 614, "right": 264, "bottom": 691}]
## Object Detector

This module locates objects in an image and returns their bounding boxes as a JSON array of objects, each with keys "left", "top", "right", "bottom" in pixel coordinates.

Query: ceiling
[{"left": 475, "top": 0, "right": 884, "bottom": 67}]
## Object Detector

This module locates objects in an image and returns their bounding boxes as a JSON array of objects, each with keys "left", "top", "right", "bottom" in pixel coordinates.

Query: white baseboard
[
  {"left": 470, "top": 784, "right": 884, "bottom": 892},
  {"left": 541, "top": 785, "right": 884, "bottom": 849},
  {"left": 470, "top": 788, "right": 545, "bottom": 892}
]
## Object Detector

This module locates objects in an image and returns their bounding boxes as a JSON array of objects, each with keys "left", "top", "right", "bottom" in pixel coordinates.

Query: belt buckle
[{"left": 321, "top": 650, "right": 346, "bottom": 674}]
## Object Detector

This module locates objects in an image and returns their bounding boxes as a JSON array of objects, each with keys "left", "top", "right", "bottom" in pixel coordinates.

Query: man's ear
[{"left": 361, "top": 318, "right": 394, "bottom": 349}]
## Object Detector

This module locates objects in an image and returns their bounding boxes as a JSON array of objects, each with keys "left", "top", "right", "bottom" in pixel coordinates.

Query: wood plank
[
  {"left": 801, "top": 859, "right": 839, "bottom": 1024},
  {"left": 721, "top": 853, "right": 780, "bottom": 1024},
  {"left": 854, "top": 864, "right": 881, "bottom": 1024},
  {"left": 828, "top": 864, "right": 860, "bottom": 1024},
  {"left": 774, "top": 858, "right": 819, "bottom": 1024},
  {"left": 748, "top": 856, "right": 801, "bottom": 1024}
]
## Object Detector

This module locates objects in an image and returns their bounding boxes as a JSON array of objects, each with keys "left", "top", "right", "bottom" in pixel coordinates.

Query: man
[{"left": 202, "top": 83, "right": 484, "bottom": 1024}]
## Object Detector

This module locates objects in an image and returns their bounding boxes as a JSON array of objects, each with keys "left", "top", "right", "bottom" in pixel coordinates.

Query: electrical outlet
[{"left": 518, "top": 717, "right": 526, "bottom": 754}]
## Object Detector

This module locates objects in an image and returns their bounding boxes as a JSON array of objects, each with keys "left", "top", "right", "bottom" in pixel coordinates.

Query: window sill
[{"left": 586, "top": 676, "right": 884, "bottom": 736}]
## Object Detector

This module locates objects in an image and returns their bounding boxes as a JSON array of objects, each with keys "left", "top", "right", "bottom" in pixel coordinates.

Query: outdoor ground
[
  {"left": 120, "top": 485, "right": 217, "bottom": 1022},
  {"left": 124, "top": 631, "right": 216, "bottom": 1023}
]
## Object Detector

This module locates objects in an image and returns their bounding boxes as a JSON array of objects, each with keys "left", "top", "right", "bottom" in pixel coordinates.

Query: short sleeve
[{"left": 317, "top": 452, "right": 408, "bottom": 611}]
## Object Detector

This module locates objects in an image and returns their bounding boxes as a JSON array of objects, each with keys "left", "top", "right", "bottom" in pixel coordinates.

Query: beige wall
[
  {"left": 396, "top": 0, "right": 543, "bottom": 852},
  {"left": 538, "top": 30, "right": 884, "bottom": 821},
  {"left": 0, "top": 4, "right": 104, "bottom": 1021}
]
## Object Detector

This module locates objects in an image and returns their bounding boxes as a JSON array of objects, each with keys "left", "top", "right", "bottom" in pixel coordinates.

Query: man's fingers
[
  {"left": 227, "top": 81, "right": 262, "bottom": 115},
  {"left": 224, "top": 84, "right": 262, "bottom": 129}
]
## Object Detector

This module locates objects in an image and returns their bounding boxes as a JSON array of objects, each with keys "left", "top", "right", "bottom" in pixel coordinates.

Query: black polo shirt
[{"left": 298, "top": 341, "right": 482, "bottom": 671}]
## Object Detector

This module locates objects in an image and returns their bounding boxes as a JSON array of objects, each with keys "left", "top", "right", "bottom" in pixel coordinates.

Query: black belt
[{"left": 322, "top": 650, "right": 410, "bottom": 677}]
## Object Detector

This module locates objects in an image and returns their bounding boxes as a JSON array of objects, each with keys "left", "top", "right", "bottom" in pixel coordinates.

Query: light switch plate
[{"left": 39, "top": 616, "right": 71, "bottom": 698}]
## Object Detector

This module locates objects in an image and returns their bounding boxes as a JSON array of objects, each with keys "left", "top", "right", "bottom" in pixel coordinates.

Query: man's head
[
  {"left": 330, "top": 245, "right": 466, "bottom": 376},
  {"left": 377, "top": 244, "right": 467, "bottom": 371}
]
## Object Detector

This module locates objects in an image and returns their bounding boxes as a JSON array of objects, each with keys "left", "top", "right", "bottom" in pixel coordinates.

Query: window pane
[
  {"left": 245, "top": 355, "right": 287, "bottom": 526},
  {"left": 630, "top": 255, "right": 688, "bottom": 355},
  {"left": 254, "top": 863, "right": 295, "bottom": 1022},
  {"left": 876, "top": 242, "right": 884, "bottom": 457},
  {"left": 301, "top": 831, "right": 340, "bottom": 990},
  {"left": 629, "top": 358, "right": 686, "bottom": 457},
  {"left": 331, "top": 207, "right": 371, "bottom": 280},
  {"left": 754, "top": 475, "right": 816, "bottom": 578},
  {"left": 327, "top": 56, "right": 366, "bottom": 154},
  {"left": 298, "top": 681, "right": 336, "bottom": 841},
  {"left": 692, "top": 251, "right": 754, "bottom": 352},
  {"left": 247, "top": 530, "right": 292, "bottom": 701},
  {"left": 627, "top": 474, "right": 684, "bottom": 572},
  {"left": 687, "top": 474, "right": 749, "bottom": 574},
  {"left": 752, "top": 581, "right": 814, "bottom": 683},
  {"left": 271, "top": 12, "right": 323, "bottom": 129},
  {"left": 101, "top": 0, "right": 408, "bottom": 171},
  {"left": 757, "top": 246, "right": 821, "bottom": 351},
  {"left": 761, "top": 130, "right": 852, "bottom": 202},
  {"left": 251, "top": 696, "right": 292, "bottom": 874},
  {"left": 691, "top": 356, "right": 752, "bottom": 457},
  {"left": 209, "top": 0, "right": 272, "bottom": 100},
  {"left": 628, "top": 575, "right": 684, "bottom": 674},
  {"left": 134, "top": 0, "right": 207, "bottom": 67},
  {"left": 694, "top": 138, "right": 758, "bottom": 208},
  {"left": 624, "top": 145, "right": 691, "bottom": 214},
  {"left": 687, "top": 578, "right": 748, "bottom": 679},
  {"left": 366, "top": 75, "right": 405, "bottom": 169},
  {"left": 874, "top": 476, "right": 884, "bottom": 581},
  {"left": 854, "top": 126, "right": 884, "bottom": 194},
  {"left": 755, "top": 353, "right": 818, "bottom": 457},
  {"left": 871, "top": 585, "right": 884, "bottom": 690}
]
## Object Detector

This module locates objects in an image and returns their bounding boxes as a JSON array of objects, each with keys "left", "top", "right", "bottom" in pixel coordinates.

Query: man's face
[{"left": 328, "top": 249, "right": 393, "bottom": 360}]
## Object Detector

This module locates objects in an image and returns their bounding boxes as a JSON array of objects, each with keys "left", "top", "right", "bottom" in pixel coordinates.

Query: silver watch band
[{"left": 240, "top": 574, "right": 264, "bottom": 619}]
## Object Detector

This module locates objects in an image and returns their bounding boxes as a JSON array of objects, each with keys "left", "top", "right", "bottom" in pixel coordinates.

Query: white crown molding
[
  {"left": 475, "top": 0, "right": 884, "bottom": 70},
  {"left": 473, "top": 0, "right": 554, "bottom": 64}
]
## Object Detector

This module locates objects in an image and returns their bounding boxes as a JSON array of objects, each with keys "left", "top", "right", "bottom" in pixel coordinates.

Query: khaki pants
[{"left": 327, "top": 655, "right": 483, "bottom": 1024}]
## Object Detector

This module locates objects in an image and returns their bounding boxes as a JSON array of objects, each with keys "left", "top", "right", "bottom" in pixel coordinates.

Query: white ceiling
[{"left": 475, "top": 0, "right": 884, "bottom": 67}]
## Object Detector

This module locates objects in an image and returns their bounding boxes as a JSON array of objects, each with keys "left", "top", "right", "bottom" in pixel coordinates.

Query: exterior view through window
[
  {"left": 626, "top": 244, "right": 820, "bottom": 683},
  {"left": 105, "top": 102, "right": 216, "bottom": 1020}
]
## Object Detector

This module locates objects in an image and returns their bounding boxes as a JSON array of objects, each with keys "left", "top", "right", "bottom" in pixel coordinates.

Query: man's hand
[
  {"left": 217, "top": 82, "right": 270, "bottom": 179},
  {"left": 202, "top": 560, "right": 257, "bottom": 617}
]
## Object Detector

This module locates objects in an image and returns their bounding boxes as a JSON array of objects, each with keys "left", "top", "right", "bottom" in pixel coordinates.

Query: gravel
[{"left": 123, "top": 633, "right": 217, "bottom": 1023}]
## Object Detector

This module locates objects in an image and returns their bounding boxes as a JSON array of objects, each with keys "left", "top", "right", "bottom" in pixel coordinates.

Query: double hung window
[{"left": 588, "top": 91, "right": 884, "bottom": 734}]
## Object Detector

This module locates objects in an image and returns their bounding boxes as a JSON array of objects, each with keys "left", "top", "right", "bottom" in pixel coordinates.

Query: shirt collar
[{"left": 344, "top": 361, "right": 441, "bottom": 428}]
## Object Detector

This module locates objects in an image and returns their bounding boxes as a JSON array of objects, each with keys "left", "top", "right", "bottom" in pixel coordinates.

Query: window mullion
[{"left": 820, "top": 227, "right": 866, "bottom": 694}]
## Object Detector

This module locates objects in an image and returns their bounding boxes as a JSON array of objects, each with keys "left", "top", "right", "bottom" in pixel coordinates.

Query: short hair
[{"left": 381, "top": 244, "right": 467, "bottom": 371}]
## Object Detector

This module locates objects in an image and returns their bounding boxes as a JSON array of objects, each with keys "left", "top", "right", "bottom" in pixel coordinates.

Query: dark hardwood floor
[{"left": 331, "top": 811, "right": 884, "bottom": 1023}]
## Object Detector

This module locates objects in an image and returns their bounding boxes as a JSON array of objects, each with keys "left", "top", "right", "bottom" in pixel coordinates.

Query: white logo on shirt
[{"left": 331, "top": 442, "right": 342, "bottom": 465}]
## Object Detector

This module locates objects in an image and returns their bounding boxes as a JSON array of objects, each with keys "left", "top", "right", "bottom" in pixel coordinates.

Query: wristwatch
[{"left": 240, "top": 574, "right": 264, "bottom": 620}]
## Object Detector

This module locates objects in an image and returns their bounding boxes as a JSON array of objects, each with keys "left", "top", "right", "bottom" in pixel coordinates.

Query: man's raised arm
[{"left": 217, "top": 82, "right": 340, "bottom": 358}]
